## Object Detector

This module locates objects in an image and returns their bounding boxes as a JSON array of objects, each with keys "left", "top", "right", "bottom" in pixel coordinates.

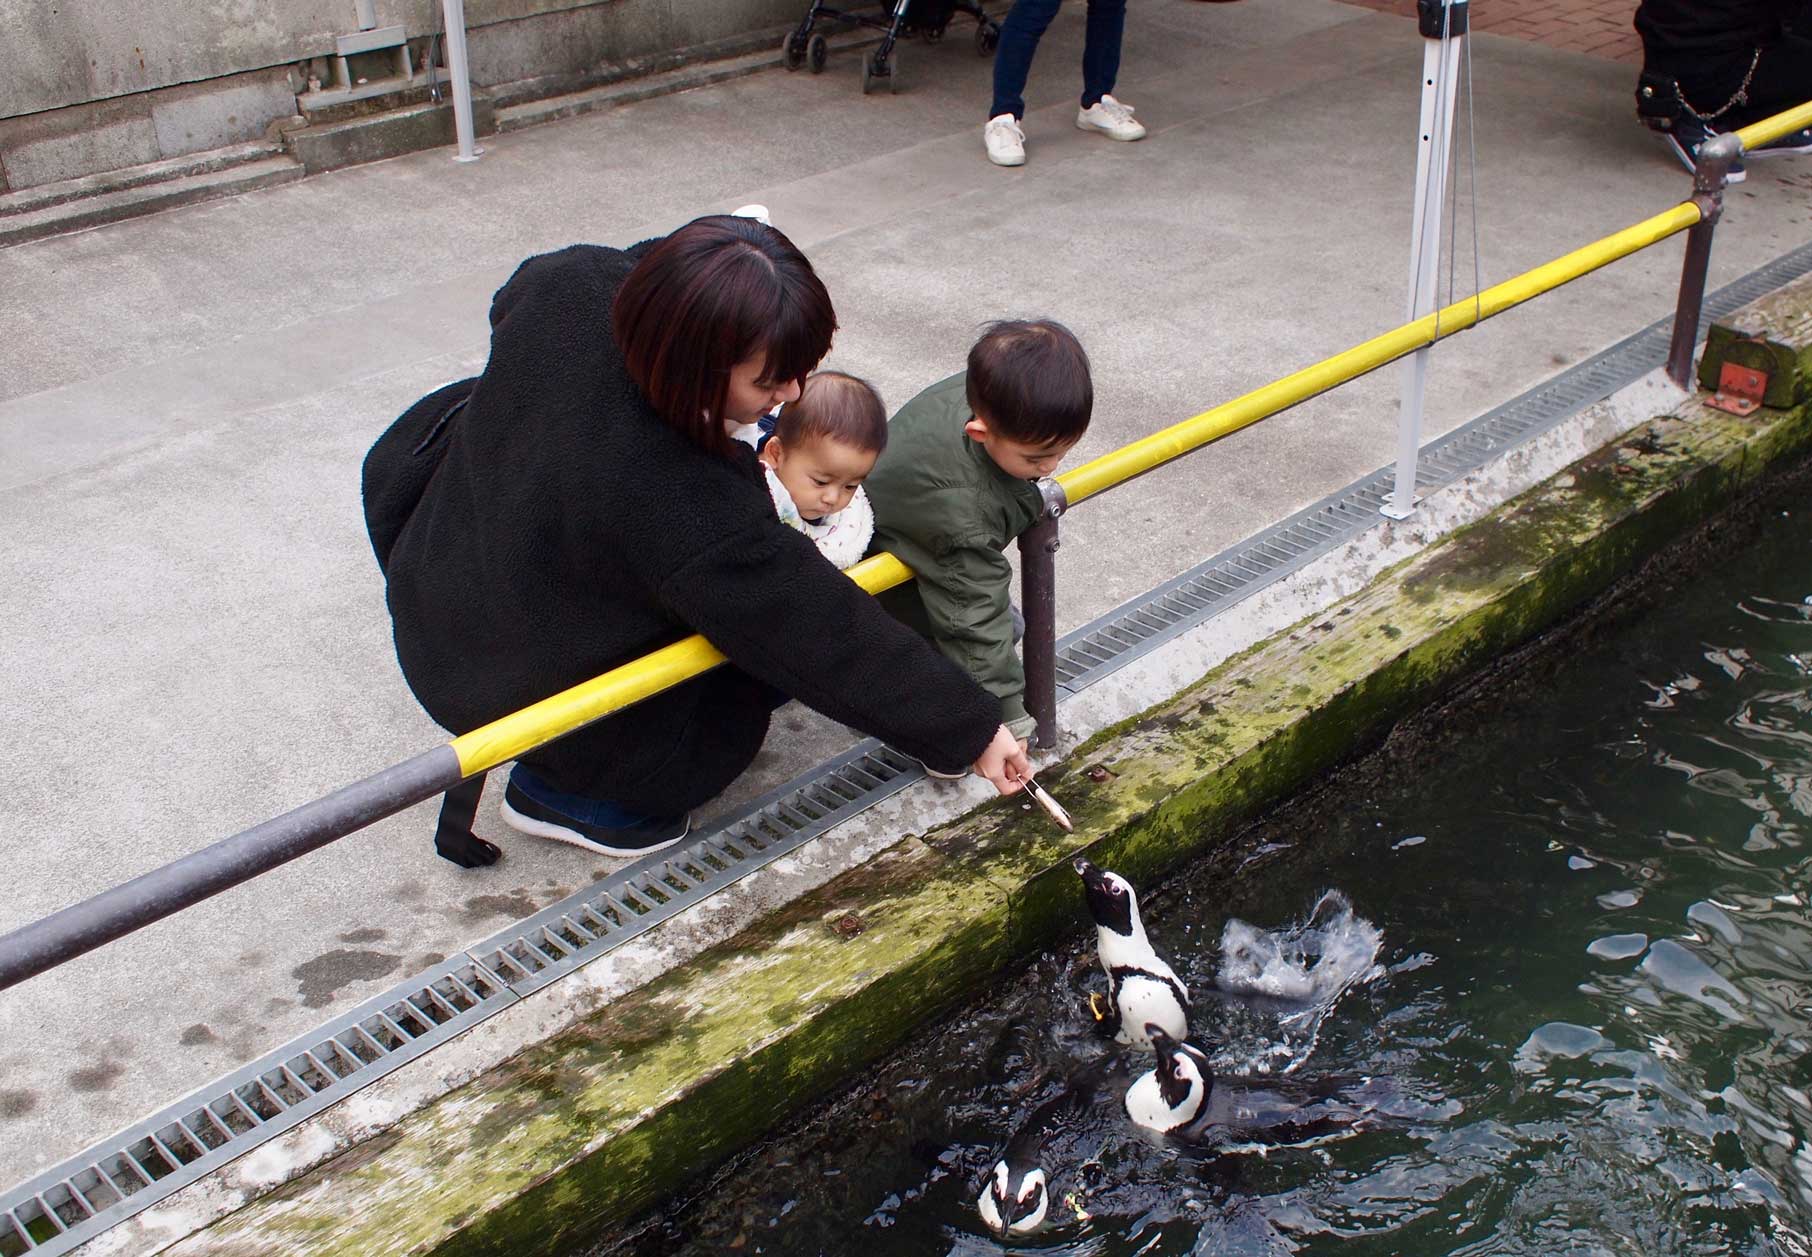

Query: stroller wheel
[
  {"left": 923, "top": 23, "right": 944, "bottom": 43},
  {"left": 782, "top": 31, "right": 806, "bottom": 71},
  {"left": 975, "top": 22, "right": 999, "bottom": 56},
  {"left": 807, "top": 33, "right": 829, "bottom": 73},
  {"left": 860, "top": 48, "right": 898, "bottom": 94}
]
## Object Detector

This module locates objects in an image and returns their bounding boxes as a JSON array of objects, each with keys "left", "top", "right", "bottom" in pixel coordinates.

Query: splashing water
[
  {"left": 1216, "top": 890, "right": 1383, "bottom": 1004},
  {"left": 1209, "top": 890, "right": 1383, "bottom": 1075}
]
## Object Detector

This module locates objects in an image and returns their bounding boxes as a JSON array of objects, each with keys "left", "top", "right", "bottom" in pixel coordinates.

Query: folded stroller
[{"left": 783, "top": 0, "right": 1000, "bottom": 94}]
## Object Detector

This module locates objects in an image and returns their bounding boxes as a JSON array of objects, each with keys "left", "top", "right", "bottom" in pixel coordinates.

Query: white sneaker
[
  {"left": 984, "top": 114, "right": 1026, "bottom": 167},
  {"left": 731, "top": 203, "right": 771, "bottom": 225},
  {"left": 1076, "top": 94, "right": 1146, "bottom": 141}
]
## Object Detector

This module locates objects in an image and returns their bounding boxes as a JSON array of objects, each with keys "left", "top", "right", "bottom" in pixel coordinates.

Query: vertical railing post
[
  {"left": 439, "top": 0, "right": 482, "bottom": 162},
  {"left": 1383, "top": 0, "right": 1466, "bottom": 521},
  {"left": 1018, "top": 478, "right": 1068, "bottom": 750},
  {"left": 1665, "top": 132, "right": 1739, "bottom": 389}
]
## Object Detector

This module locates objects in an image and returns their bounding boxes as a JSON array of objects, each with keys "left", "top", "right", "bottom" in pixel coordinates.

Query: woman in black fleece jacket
[{"left": 363, "top": 217, "right": 1029, "bottom": 862}]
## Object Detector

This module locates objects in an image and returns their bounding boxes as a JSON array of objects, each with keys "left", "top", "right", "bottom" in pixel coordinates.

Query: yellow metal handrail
[
  {"left": 449, "top": 554, "right": 915, "bottom": 774},
  {"left": 1735, "top": 101, "right": 1812, "bottom": 153}
]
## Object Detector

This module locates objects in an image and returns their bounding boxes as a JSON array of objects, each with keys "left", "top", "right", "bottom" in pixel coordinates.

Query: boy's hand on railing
[{"left": 973, "top": 725, "right": 1032, "bottom": 796}]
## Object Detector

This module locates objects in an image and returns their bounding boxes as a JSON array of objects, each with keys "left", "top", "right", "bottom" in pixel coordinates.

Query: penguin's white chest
[
  {"left": 1111, "top": 972, "right": 1189, "bottom": 1047},
  {"left": 1125, "top": 1070, "right": 1202, "bottom": 1134}
]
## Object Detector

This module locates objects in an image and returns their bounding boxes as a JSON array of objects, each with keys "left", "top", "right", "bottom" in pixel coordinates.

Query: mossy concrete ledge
[{"left": 163, "top": 393, "right": 1812, "bottom": 1256}]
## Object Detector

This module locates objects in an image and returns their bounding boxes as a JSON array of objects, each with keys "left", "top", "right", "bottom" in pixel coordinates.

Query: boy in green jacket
[{"left": 865, "top": 320, "right": 1093, "bottom": 747}]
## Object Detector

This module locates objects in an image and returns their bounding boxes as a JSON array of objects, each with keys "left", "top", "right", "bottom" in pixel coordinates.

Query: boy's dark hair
[
  {"left": 966, "top": 319, "right": 1092, "bottom": 445},
  {"left": 613, "top": 215, "right": 837, "bottom": 457},
  {"left": 774, "top": 372, "right": 889, "bottom": 454}
]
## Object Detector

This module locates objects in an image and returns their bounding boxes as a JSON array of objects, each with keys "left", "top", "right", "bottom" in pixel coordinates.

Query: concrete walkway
[{"left": 1, "top": 0, "right": 1808, "bottom": 1192}]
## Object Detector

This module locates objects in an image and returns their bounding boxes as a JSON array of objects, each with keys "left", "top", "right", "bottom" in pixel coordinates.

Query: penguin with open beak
[{"left": 1074, "top": 857, "right": 1189, "bottom": 1048}]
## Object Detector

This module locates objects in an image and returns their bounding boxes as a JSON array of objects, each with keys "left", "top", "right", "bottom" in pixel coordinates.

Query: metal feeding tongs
[{"left": 1013, "top": 771, "right": 1073, "bottom": 832}]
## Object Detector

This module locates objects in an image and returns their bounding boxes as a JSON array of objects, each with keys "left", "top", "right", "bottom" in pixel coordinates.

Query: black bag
[{"left": 1635, "top": 69, "right": 1684, "bottom": 132}]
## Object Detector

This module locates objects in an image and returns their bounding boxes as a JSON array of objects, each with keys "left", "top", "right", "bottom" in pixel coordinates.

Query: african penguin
[
  {"left": 1129, "top": 1026, "right": 1382, "bottom": 1147},
  {"left": 1125, "top": 1025, "right": 1213, "bottom": 1134},
  {"left": 1073, "top": 856, "right": 1189, "bottom": 1048},
  {"left": 976, "top": 1058, "right": 1113, "bottom": 1235}
]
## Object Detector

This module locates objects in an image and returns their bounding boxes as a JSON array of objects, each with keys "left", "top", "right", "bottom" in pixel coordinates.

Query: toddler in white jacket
[{"left": 735, "top": 371, "right": 884, "bottom": 569}]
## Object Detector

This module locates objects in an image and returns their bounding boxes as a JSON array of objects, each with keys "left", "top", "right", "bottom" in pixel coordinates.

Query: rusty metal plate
[{"left": 1707, "top": 360, "right": 1769, "bottom": 416}]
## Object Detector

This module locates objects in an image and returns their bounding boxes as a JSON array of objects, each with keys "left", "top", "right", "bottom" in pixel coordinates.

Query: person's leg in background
[
  {"left": 1079, "top": 0, "right": 1126, "bottom": 108},
  {"left": 986, "top": 0, "right": 1064, "bottom": 166},
  {"left": 1075, "top": 0, "right": 1146, "bottom": 140}
]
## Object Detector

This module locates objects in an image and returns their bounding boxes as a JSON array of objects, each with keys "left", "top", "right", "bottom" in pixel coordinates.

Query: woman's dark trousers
[{"left": 989, "top": 0, "right": 1128, "bottom": 120}]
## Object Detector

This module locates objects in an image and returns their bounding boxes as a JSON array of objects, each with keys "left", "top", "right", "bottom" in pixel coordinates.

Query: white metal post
[
  {"left": 1382, "top": 0, "right": 1465, "bottom": 520},
  {"left": 440, "top": 0, "right": 483, "bottom": 162}
]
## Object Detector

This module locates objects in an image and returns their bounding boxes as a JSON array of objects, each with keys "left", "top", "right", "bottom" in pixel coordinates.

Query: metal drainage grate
[
  {"left": 1052, "top": 237, "right": 1812, "bottom": 693},
  {"left": 8, "top": 238, "right": 1812, "bottom": 1255},
  {"left": 0, "top": 955, "right": 513, "bottom": 1256},
  {"left": 467, "top": 742, "right": 924, "bottom": 996}
]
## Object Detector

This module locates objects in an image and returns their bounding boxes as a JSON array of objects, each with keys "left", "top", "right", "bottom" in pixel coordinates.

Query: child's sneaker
[
  {"left": 1076, "top": 94, "right": 1146, "bottom": 141},
  {"left": 1662, "top": 114, "right": 1746, "bottom": 183},
  {"left": 1748, "top": 126, "right": 1812, "bottom": 158},
  {"left": 984, "top": 114, "right": 1026, "bottom": 167}
]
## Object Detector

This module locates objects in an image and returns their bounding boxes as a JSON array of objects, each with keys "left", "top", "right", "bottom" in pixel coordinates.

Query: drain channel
[
  {"left": 466, "top": 743, "right": 924, "bottom": 996},
  {"left": 7, "top": 239, "right": 1810, "bottom": 1256},
  {"left": 0, "top": 955, "right": 512, "bottom": 1256}
]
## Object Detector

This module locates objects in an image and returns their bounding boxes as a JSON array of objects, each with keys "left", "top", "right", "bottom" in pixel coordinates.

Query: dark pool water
[{"left": 611, "top": 492, "right": 1812, "bottom": 1257}]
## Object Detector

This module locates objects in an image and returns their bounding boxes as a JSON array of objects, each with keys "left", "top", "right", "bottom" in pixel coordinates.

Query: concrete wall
[{"left": 0, "top": 0, "right": 801, "bottom": 190}]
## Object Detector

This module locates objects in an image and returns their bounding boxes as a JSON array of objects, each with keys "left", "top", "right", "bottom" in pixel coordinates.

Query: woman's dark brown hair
[{"left": 612, "top": 216, "right": 837, "bottom": 456}]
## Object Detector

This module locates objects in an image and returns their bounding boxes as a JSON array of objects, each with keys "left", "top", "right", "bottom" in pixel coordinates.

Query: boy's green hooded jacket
[{"left": 864, "top": 372, "right": 1044, "bottom": 738}]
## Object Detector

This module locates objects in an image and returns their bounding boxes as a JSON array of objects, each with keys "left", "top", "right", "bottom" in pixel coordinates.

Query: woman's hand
[{"left": 972, "top": 724, "right": 1033, "bottom": 796}]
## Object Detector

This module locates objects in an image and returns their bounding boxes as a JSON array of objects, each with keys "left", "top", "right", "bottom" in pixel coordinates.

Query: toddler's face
[
  {"left": 763, "top": 436, "right": 877, "bottom": 520},
  {"left": 969, "top": 425, "right": 1079, "bottom": 481}
]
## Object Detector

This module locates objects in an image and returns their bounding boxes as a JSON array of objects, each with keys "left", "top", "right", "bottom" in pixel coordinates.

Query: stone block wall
[{"left": 0, "top": 0, "right": 802, "bottom": 192}]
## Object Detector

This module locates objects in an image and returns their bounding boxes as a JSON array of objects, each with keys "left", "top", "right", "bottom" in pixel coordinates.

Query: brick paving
[{"left": 1333, "top": 0, "right": 1642, "bottom": 65}]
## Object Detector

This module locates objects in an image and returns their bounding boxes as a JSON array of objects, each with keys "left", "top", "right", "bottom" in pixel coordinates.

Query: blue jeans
[
  {"left": 989, "top": 0, "right": 1128, "bottom": 121},
  {"left": 510, "top": 763, "right": 659, "bottom": 828}
]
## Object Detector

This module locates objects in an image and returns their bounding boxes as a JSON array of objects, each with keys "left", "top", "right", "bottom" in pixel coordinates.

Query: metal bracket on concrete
[{"left": 1708, "top": 361, "right": 1770, "bottom": 415}]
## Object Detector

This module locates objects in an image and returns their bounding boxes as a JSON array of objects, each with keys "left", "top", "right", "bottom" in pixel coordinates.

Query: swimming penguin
[
  {"left": 1125, "top": 1025, "right": 1213, "bottom": 1133},
  {"left": 1073, "top": 857, "right": 1189, "bottom": 1049},
  {"left": 1128, "top": 1025, "right": 1380, "bottom": 1147},
  {"left": 977, "top": 1059, "right": 1114, "bottom": 1235}
]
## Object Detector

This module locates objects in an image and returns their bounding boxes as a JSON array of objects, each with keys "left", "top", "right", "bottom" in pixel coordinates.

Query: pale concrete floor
[{"left": 1, "top": 0, "right": 1809, "bottom": 1186}]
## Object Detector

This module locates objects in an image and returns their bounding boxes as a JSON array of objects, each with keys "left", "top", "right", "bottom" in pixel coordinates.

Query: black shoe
[
  {"left": 1662, "top": 114, "right": 1746, "bottom": 183},
  {"left": 1750, "top": 125, "right": 1812, "bottom": 159},
  {"left": 499, "top": 781, "right": 689, "bottom": 857}
]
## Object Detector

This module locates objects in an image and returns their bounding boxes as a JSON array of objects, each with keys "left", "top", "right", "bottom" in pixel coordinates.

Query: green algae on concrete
[
  {"left": 172, "top": 836, "right": 1009, "bottom": 1257},
  {"left": 167, "top": 389, "right": 1812, "bottom": 1257}
]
